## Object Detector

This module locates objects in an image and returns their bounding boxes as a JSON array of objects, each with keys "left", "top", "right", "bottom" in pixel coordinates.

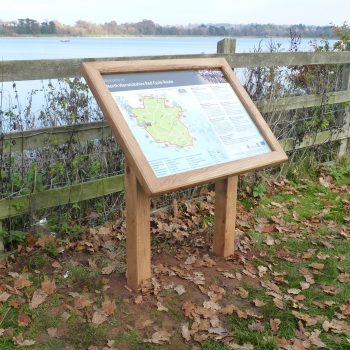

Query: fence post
[
  {"left": 217, "top": 38, "right": 236, "bottom": 56},
  {"left": 339, "top": 42, "right": 350, "bottom": 158}
]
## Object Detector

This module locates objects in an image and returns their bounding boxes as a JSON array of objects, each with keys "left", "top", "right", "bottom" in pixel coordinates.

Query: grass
[
  {"left": 64, "top": 264, "right": 102, "bottom": 291},
  {"left": 226, "top": 164, "right": 350, "bottom": 349}
]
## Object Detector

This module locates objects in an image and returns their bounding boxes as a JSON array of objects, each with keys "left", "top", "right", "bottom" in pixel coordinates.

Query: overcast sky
[{"left": 1, "top": 0, "right": 349, "bottom": 26}]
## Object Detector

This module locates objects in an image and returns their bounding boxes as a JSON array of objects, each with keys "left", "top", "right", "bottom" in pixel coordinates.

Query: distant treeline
[{"left": 0, "top": 18, "right": 335, "bottom": 37}]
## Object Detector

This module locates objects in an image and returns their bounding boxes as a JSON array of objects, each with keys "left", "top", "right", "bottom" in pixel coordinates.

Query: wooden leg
[
  {"left": 125, "top": 163, "right": 151, "bottom": 289},
  {"left": 213, "top": 176, "right": 238, "bottom": 257}
]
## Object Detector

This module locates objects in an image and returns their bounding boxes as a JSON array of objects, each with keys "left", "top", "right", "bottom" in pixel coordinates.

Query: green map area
[{"left": 132, "top": 96, "right": 193, "bottom": 147}]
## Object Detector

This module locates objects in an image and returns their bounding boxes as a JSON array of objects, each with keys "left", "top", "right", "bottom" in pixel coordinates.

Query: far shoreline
[{"left": 0, "top": 34, "right": 337, "bottom": 39}]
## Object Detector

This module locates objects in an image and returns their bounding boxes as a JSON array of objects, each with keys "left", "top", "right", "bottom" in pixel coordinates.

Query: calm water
[
  {"left": 0, "top": 36, "right": 332, "bottom": 128},
  {"left": 0, "top": 36, "right": 323, "bottom": 61}
]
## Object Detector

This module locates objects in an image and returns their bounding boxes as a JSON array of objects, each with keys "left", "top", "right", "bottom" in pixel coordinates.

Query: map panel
[{"left": 103, "top": 70, "right": 271, "bottom": 178}]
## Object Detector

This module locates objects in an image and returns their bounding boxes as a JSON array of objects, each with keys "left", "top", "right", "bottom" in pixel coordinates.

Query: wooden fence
[{"left": 0, "top": 38, "right": 350, "bottom": 224}]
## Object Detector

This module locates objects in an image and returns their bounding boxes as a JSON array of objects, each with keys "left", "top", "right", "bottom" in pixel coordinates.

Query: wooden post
[
  {"left": 339, "top": 41, "right": 350, "bottom": 158},
  {"left": 213, "top": 176, "right": 238, "bottom": 257},
  {"left": 125, "top": 162, "right": 151, "bottom": 289},
  {"left": 217, "top": 38, "right": 237, "bottom": 55},
  {"left": 213, "top": 39, "right": 238, "bottom": 257}
]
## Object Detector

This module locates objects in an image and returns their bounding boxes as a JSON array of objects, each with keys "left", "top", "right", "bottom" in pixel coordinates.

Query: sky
[{"left": 1, "top": 0, "right": 349, "bottom": 26}]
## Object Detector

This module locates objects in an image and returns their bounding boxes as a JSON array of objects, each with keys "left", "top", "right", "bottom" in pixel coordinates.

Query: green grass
[
  {"left": 26, "top": 295, "right": 62, "bottom": 338},
  {"left": 228, "top": 316, "right": 279, "bottom": 350},
  {"left": 201, "top": 340, "right": 228, "bottom": 349},
  {"left": 62, "top": 322, "right": 109, "bottom": 349},
  {"left": 237, "top": 165, "right": 350, "bottom": 350},
  {"left": 64, "top": 264, "right": 102, "bottom": 291}
]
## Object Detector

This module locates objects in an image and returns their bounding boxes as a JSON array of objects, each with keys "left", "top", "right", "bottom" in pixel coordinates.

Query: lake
[
  {"left": 0, "top": 36, "right": 334, "bottom": 130},
  {"left": 0, "top": 36, "right": 325, "bottom": 61}
]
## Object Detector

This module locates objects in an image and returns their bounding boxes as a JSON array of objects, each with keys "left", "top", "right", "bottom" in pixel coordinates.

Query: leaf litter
[{"left": 0, "top": 166, "right": 349, "bottom": 348}]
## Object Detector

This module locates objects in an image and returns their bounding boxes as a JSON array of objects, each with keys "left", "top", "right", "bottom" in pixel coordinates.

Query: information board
[
  {"left": 81, "top": 58, "right": 287, "bottom": 195},
  {"left": 81, "top": 58, "right": 288, "bottom": 288},
  {"left": 103, "top": 70, "right": 271, "bottom": 178}
]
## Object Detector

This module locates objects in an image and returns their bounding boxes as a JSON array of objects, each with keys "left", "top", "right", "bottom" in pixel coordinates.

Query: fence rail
[
  {"left": 3, "top": 51, "right": 350, "bottom": 82},
  {"left": 1, "top": 38, "right": 350, "bottom": 224}
]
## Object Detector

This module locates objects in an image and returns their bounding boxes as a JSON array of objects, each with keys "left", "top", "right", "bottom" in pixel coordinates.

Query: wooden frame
[{"left": 81, "top": 58, "right": 288, "bottom": 196}]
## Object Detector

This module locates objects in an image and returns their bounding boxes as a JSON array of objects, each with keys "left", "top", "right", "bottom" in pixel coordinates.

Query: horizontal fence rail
[
  {"left": 0, "top": 38, "right": 350, "bottom": 223},
  {"left": 2, "top": 51, "right": 350, "bottom": 82},
  {"left": 0, "top": 175, "right": 124, "bottom": 220},
  {"left": 2, "top": 93, "right": 350, "bottom": 153}
]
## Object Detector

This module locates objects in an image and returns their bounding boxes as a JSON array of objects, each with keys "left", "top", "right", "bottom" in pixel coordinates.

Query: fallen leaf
[
  {"left": 253, "top": 299, "right": 265, "bottom": 307},
  {"left": 61, "top": 311, "right": 71, "bottom": 321},
  {"left": 270, "top": 318, "right": 281, "bottom": 332},
  {"left": 309, "top": 329, "right": 325, "bottom": 348},
  {"left": 210, "top": 316, "right": 220, "bottom": 328},
  {"left": 18, "top": 312, "right": 31, "bottom": 327},
  {"left": 102, "top": 299, "right": 116, "bottom": 316},
  {"left": 41, "top": 280, "right": 56, "bottom": 296},
  {"left": 74, "top": 295, "right": 93, "bottom": 310},
  {"left": 14, "top": 275, "right": 32, "bottom": 290},
  {"left": 203, "top": 300, "right": 221, "bottom": 310},
  {"left": 265, "top": 236, "right": 275, "bottom": 246},
  {"left": 134, "top": 295, "right": 143, "bottom": 304},
  {"left": 181, "top": 323, "right": 191, "bottom": 341},
  {"left": 29, "top": 290, "right": 47, "bottom": 309},
  {"left": 229, "top": 342, "right": 254, "bottom": 350},
  {"left": 294, "top": 294, "right": 305, "bottom": 302},
  {"left": 233, "top": 287, "right": 249, "bottom": 299},
  {"left": 300, "top": 282, "right": 310, "bottom": 290},
  {"left": 304, "top": 274, "right": 315, "bottom": 284},
  {"left": 13, "top": 333, "right": 36, "bottom": 346},
  {"left": 51, "top": 261, "right": 62, "bottom": 269},
  {"left": 317, "top": 252, "right": 329, "bottom": 260},
  {"left": 302, "top": 251, "right": 314, "bottom": 259},
  {"left": 208, "top": 326, "right": 227, "bottom": 335},
  {"left": 47, "top": 327, "right": 58, "bottom": 338},
  {"left": 157, "top": 301, "right": 169, "bottom": 312},
  {"left": 91, "top": 310, "right": 108, "bottom": 325},
  {"left": 101, "top": 263, "right": 116, "bottom": 275},
  {"left": 144, "top": 330, "right": 171, "bottom": 344},
  {"left": 248, "top": 321, "right": 265, "bottom": 332},
  {"left": 256, "top": 223, "right": 275, "bottom": 233},
  {"left": 174, "top": 285, "right": 186, "bottom": 295},
  {"left": 292, "top": 311, "right": 319, "bottom": 326},
  {"left": 309, "top": 263, "right": 324, "bottom": 270},
  {"left": 135, "top": 319, "right": 154, "bottom": 330},
  {"left": 222, "top": 272, "right": 235, "bottom": 279},
  {"left": 340, "top": 301, "right": 350, "bottom": 317},
  {"left": 273, "top": 298, "right": 284, "bottom": 309},
  {"left": 184, "top": 255, "right": 196, "bottom": 265},
  {"left": 0, "top": 292, "right": 11, "bottom": 302},
  {"left": 221, "top": 304, "right": 247, "bottom": 319},
  {"left": 320, "top": 285, "right": 341, "bottom": 295},
  {"left": 258, "top": 266, "right": 268, "bottom": 277},
  {"left": 338, "top": 273, "right": 350, "bottom": 283},
  {"left": 36, "top": 235, "right": 54, "bottom": 248},
  {"left": 288, "top": 288, "right": 301, "bottom": 295},
  {"left": 313, "top": 301, "right": 327, "bottom": 309},
  {"left": 107, "top": 339, "right": 115, "bottom": 348},
  {"left": 8, "top": 299, "right": 21, "bottom": 308}
]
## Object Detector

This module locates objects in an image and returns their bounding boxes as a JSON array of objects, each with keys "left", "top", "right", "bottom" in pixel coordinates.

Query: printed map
[{"left": 132, "top": 96, "right": 193, "bottom": 147}]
